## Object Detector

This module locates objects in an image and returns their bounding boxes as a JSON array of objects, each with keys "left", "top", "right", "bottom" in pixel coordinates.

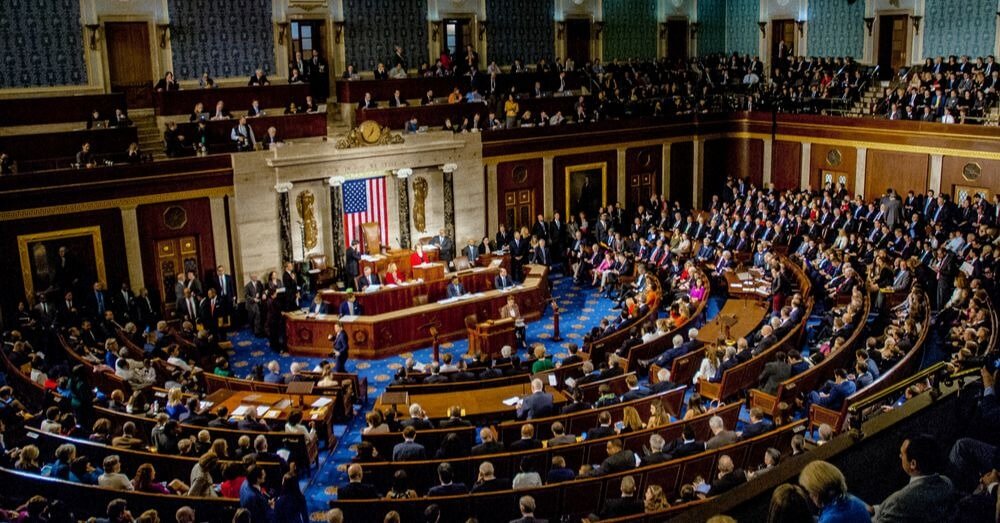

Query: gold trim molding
[
  {"left": 0, "top": 187, "right": 234, "bottom": 222},
  {"left": 564, "top": 162, "right": 608, "bottom": 219},
  {"left": 18, "top": 226, "right": 106, "bottom": 301}
]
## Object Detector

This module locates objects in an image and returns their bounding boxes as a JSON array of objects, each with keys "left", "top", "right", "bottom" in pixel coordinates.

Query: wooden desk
[
  {"left": 696, "top": 298, "right": 769, "bottom": 343},
  {"left": 153, "top": 84, "right": 314, "bottom": 116},
  {"left": 411, "top": 263, "right": 445, "bottom": 282},
  {"left": 204, "top": 389, "right": 336, "bottom": 447},
  {"left": 335, "top": 72, "right": 584, "bottom": 104},
  {"left": 0, "top": 93, "right": 127, "bottom": 126},
  {"left": 174, "top": 113, "right": 327, "bottom": 151},
  {"left": 321, "top": 266, "right": 500, "bottom": 314},
  {"left": 286, "top": 265, "right": 551, "bottom": 358},
  {"left": 374, "top": 382, "right": 568, "bottom": 422},
  {"left": 0, "top": 126, "right": 140, "bottom": 172},
  {"left": 723, "top": 269, "right": 771, "bottom": 297},
  {"left": 358, "top": 248, "right": 440, "bottom": 278}
]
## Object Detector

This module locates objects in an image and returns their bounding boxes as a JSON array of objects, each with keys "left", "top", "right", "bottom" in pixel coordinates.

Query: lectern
[{"left": 468, "top": 317, "right": 516, "bottom": 358}]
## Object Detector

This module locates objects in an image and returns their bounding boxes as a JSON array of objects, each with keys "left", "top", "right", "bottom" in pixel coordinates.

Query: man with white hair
[
  {"left": 709, "top": 454, "right": 747, "bottom": 494},
  {"left": 706, "top": 415, "right": 738, "bottom": 449},
  {"left": 471, "top": 428, "right": 504, "bottom": 455},
  {"left": 642, "top": 334, "right": 688, "bottom": 369},
  {"left": 642, "top": 434, "right": 671, "bottom": 464},
  {"left": 516, "top": 378, "right": 554, "bottom": 420},
  {"left": 400, "top": 403, "right": 433, "bottom": 430},
  {"left": 649, "top": 368, "right": 677, "bottom": 393},
  {"left": 283, "top": 361, "right": 306, "bottom": 384},
  {"left": 175, "top": 507, "right": 195, "bottom": 523},
  {"left": 471, "top": 461, "right": 509, "bottom": 492}
]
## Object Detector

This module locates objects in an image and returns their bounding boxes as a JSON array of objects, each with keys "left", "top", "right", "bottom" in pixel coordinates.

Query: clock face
[
  {"left": 359, "top": 120, "right": 382, "bottom": 143},
  {"left": 963, "top": 162, "right": 982, "bottom": 182}
]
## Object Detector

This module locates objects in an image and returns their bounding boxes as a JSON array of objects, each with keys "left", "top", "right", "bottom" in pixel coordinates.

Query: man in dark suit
[
  {"left": 531, "top": 239, "right": 551, "bottom": 267},
  {"left": 199, "top": 288, "right": 226, "bottom": 340},
  {"left": 430, "top": 228, "right": 454, "bottom": 265},
  {"left": 508, "top": 424, "right": 542, "bottom": 451},
  {"left": 511, "top": 495, "right": 547, "bottom": 523},
  {"left": 494, "top": 267, "right": 515, "bottom": 290},
  {"left": 132, "top": 287, "right": 158, "bottom": 332},
  {"left": 642, "top": 434, "right": 672, "bottom": 465},
  {"left": 471, "top": 462, "right": 510, "bottom": 493},
  {"left": 87, "top": 281, "right": 110, "bottom": 320},
  {"left": 509, "top": 231, "right": 528, "bottom": 281},
  {"left": 873, "top": 434, "right": 955, "bottom": 521},
  {"left": 328, "top": 322, "right": 349, "bottom": 373},
  {"left": 619, "top": 374, "right": 650, "bottom": 402},
  {"left": 587, "top": 412, "right": 616, "bottom": 440},
  {"left": 471, "top": 428, "right": 504, "bottom": 455},
  {"left": 428, "top": 463, "right": 468, "bottom": 496},
  {"left": 338, "top": 293, "right": 362, "bottom": 317},
  {"left": 741, "top": 408, "right": 775, "bottom": 439},
  {"left": 709, "top": 455, "right": 747, "bottom": 494},
  {"left": 516, "top": 379, "right": 554, "bottom": 420},
  {"left": 391, "top": 426, "right": 427, "bottom": 461},
  {"left": 338, "top": 464, "right": 379, "bottom": 499},
  {"left": 601, "top": 475, "right": 644, "bottom": 518},
  {"left": 758, "top": 351, "right": 791, "bottom": 394},
  {"left": 345, "top": 240, "right": 362, "bottom": 289},
  {"left": 244, "top": 274, "right": 265, "bottom": 337},
  {"left": 597, "top": 439, "right": 637, "bottom": 475},
  {"left": 176, "top": 288, "right": 200, "bottom": 324},
  {"left": 670, "top": 425, "right": 705, "bottom": 458},
  {"left": 357, "top": 266, "right": 381, "bottom": 290},
  {"left": 649, "top": 368, "right": 678, "bottom": 393},
  {"left": 281, "top": 262, "right": 298, "bottom": 311},
  {"left": 446, "top": 277, "right": 467, "bottom": 298}
]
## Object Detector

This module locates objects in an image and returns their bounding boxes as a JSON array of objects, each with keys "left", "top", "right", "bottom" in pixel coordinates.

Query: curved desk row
[{"left": 285, "top": 264, "right": 550, "bottom": 358}]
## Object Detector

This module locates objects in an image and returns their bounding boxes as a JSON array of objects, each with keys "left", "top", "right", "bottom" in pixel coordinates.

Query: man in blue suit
[
  {"left": 809, "top": 368, "right": 857, "bottom": 410},
  {"left": 338, "top": 293, "right": 362, "bottom": 316},
  {"left": 427, "top": 462, "right": 468, "bottom": 496},
  {"left": 494, "top": 267, "right": 515, "bottom": 290},
  {"left": 392, "top": 426, "right": 427, "bottom": 461},
  {"left": 330, "top": 322, "right": 349, "bottom": 373},
  {"left": 446, "top": 277, "right": 466, "bottom": 298},
  {"left": 357, "top": 266, "right": 381, "bottom": 290},
  {"left": 516, "top": 378, "right": 554, "bottom": 420}
]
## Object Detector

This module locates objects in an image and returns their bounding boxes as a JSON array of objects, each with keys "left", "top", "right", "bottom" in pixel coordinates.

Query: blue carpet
[{"left": 226, "top": 276, "right": 623, "bottom": 513}]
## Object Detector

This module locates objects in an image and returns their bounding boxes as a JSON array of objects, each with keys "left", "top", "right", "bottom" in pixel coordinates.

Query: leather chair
[
  {"left": 452, "top": 257, "right": 472, "bottom": 272},
  {"left": 308, "top": 254, "right": 336, "bottom": 288},
  {"left": 412, "top": 295, "right": 429, "bottom": 306},
  {"left": 361, "top": 222, "right": 381, "bottom": 254}
]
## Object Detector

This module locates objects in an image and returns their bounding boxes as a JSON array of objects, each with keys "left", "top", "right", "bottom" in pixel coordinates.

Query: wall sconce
[
  {"left": 795, "top": 20, "right": 805, "bottom": 36},
  {"left": 431, "top": 20, "right": 441, "bottom": 42},
  {"left": 557, "top": 22, "right": 565, "bottom": 39},
  {"left": 593, "top": 21, "right": 605, "bottom": 40},
  {"left": 333, "top": 21, "right": 345, "bottom": 44},
  {"left": 85, "top": 24, "right": 101, "bottom": 50},
  {"left": 911, "top": 15, "right": 922, "bottom": 34},
  {"left": 478, "top": 21, "right": 488, "bottom": 41},
  {"left": 689, "top": 22, "right": 700, "bottom": 39},
  {"left": 276, "top": 22, "right": 290, "bottom": 45},
  {"left": 864, "top": 17, "right": 875, "bottom": 36},
  {"left": 155, "top": 23, "right": 171, "bottom": 49},
  {"left": 659, "top": 22, "right": 668, "bottom": 39},
  {"left": 757, "top": 22, "right": 767, "bottom": 38}
]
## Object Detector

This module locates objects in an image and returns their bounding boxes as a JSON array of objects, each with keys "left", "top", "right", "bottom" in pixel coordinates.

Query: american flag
[{"left": 342, "top": 177, "right": 388, "bottom": 248}]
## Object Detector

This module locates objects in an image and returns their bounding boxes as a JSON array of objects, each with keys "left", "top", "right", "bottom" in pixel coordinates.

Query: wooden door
[
  {"left": 105, "top": 22, "right": 153, "bottom": 108},
  {"left": 771, "top": 20, "right": 796, "bottom": 67},
  {"left": 503, "top": 190, "right": 535, "bottom": 231},
  {"left": 566, "top": 19, "right": 591, "bottom": 64},
  {"left": 666, "top": 19, "right": 688, "bottom": 62},
  {"left": 443, "top": 18, "right": 474, "bottom": 58},
  {"left": 877, "top": 15, "right": 908, "bottom": 79},
  {"left": 627, "top": 172, "right": 655, "bottom": 212},
  {"left": 156, "top": 236, "right": 199, "bottom": 318}
]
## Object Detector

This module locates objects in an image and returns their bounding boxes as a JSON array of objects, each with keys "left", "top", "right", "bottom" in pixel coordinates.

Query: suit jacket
[
  {"left": 428, "top": 483, "right": 468, "bottom": 496},
  {"left": 338, "top": 482, "right": 379, "bottom": 500},
  {"left": 599, "top": 449, "right": 637, "bottom": 474},
  {"left": 345, "top": 248, "right": 362, "bottom": 278},
  {"left": 587, "top": 425, "right": 615, "bottom": 440},
  {"left": 517, "top": 392, "right": 554, "bottom": 420},
  {"left": 711, "top": 469, "right": 748, "bottom": 494},
  {"left": 446, "top": 283, "right": 466, "bottom": 298},
  {"left": 358, "top": 273, "right": 382, "bottom": 290},
  {"left": 741, "top": 420, "right": 774, "bottom": 439},
  {"left": 510, "top": 517, "right": 548, "bottom": 523},
  {"left": 707, "top": 430, "right": 739, "bottom": 450},
  {"left": 601, "top": 496, "right": 644, "bottom": 518},
  {"left": 338, "top": 300, "right": 362, "bottom": 316},
  {"left": 391, "top": 440, "right": 427, "bottom": 461},
  {"left": 873, "top": 474, "right": 954, "bottom": 523},
  {"left": 620, "top": 387, "right": 650, "bottom": 402},
  {"left": 758, "top": 361, "right": 791, "bottom": 394},
  {"left": 495, "top": 274, "right": 515, "bottom": 290}
]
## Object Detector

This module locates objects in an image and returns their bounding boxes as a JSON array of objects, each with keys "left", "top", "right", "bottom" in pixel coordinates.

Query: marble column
[
  {"left": 929, "top": 155, "right": 943, "bottom": 194},
  {"left": 692, "top": 139, "right": 704, "bottom": 208},
  {"left": 441, "top": 163, "right": 457, "bottom": 239},
  {"left": 661, "top": 143, "right": 671, "bottom": 200},
  {"left": 275, "top": 182, "right": 294, "bottom": 264},
  {"left": 395, "top": 168, "right": 413, "bottom": 249},
  {"left": 854, "top": 147, "right": 868, "bottom": 197},
  {"left": 762, "top": 138, "right": 773, "bottom": 187},
  {"left": 800, "top": 143, "right": 812, "bottom": 191},
  {"left": 209, "top": 196, "right": 232, "bottom": 274},
  {"left": 328, "top": 177, "right": 346, "bottom": 272},
  {"left": 119, "top": 205, "right": 145, "bottom": 291}
]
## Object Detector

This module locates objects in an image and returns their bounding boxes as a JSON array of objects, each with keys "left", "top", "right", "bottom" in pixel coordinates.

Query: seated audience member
[
  {"left": 872, "top": 434, "right": 954, "bottom": 521},
  {"left": 338, "top": 464, "right": 379, "bottom": 499},
  {"left": 248, "top": 69, "right": 270, "bottom": 86},
  {"left": 427, "top": 463, "right": 467, "bottom": 496},
  {"left": 391, "top": 426, "right": 426, "bottom": 462},
  {"left": 798, "top": 461, "right": 871, "bottom": 521}
]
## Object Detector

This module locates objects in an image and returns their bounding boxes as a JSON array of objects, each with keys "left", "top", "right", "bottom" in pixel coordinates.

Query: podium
[
  {"left": 412, "top": 262, "right": 445, "bottom": 282},
  {"left": 467, "top": 317, "right": 516, "bottom": 358}
]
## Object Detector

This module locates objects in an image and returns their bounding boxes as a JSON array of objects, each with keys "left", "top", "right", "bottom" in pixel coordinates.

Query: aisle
[{"left": 225, "top": 276, "right": 620, "bottom": 513}]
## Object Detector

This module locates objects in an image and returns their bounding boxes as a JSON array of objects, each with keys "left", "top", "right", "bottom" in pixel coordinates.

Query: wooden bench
[
  {"left": 335, "top": 72, "right": 585, "bottom": 104},
  {"left": 0, "top": 467, "right": 239, "bottom": 521},
  {"left": 330, "top": 418, "right": 804, "bottom": 523},
  {"left": 173, "top": 112, "right": 327, "bottom": 152},
  {"left": 0, "top": 93, "right": 127, "bottom": 126},
  {"left": 153, "top": 84, "right": 314, "bottom": 116},
  {"left": 0, "top": 126, "right": 139, "bottom": 172},
  {"left": 362, "top": 425, "right": 478, "bottom": 460},
  {"left": 348, "top": 401, "right": 743, "bottom": 495},
  {"left": 621, "top": 269, "right": 709, "bottom": 372},
  {"left": 750, "top": 297, "right": 871, "bottom": 417},
  {"left": 809, "top": 295, "right": 933, "bottom": 432},
  {"left": 584, "top": 277, "right": 662, "bottom": 364},
  {"left": 578, "top": 372, "right": 636, "bottom": 402}
]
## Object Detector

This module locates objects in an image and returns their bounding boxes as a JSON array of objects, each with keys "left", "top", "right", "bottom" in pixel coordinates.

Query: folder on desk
[
  {"left": 232, "top": 405, "right": 251, "bottom": 416},
  {"left": 502, "top": 396, "right": 521, "bottom": 406},
  {"left": 311, "top": 397, "right": 333, "bottom": 408},
  {"left": 255, "top": 406, "right": 270, "bottom": 417}
]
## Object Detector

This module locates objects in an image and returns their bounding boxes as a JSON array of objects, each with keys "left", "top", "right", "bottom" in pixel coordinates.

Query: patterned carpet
[{"left": 223, "top": 275, "right": 715, "bottom": 514}]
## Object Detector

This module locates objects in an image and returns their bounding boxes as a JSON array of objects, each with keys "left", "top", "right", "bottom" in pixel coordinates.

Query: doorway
[
  {"left": 877, "top": 14, "right": 909, "bottom": 79},
  {"left": 666, "top": 19, "right": 688, "bottom": 62},
  {"left": 627, "top": 172, "right": 656, "bottom": 212},
  {"left": 104, "top": 22, "right": 153, "bottom": 108},
  {"left": 443, "top": 18, "right": 474, "bottom": 61},
  {"left": 565, "top": 18, "right": 592, "bottom": 64},
  {"left": 503, "top": 190, "right": 535, "bottom": 231},
  {"left": 771, "top": 19, "right": 796, "bottom": 68},
  {"left": 155, "top": 236, "right": 200, "bottom": 319},
  {"left": 290, "top": 19, "right": 330, "bottom": 99}
]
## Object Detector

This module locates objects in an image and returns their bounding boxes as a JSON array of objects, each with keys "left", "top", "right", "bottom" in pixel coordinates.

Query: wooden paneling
[
  {"left": 941, "top": 156, "right": 1000, "bottom": 202},
  {"left": 0, "top": 93, "right": 127, "bottom": 126},
  {"left": 865, "top": 150, "right": 929, "bottom": 199},
  {"left": 625, "top": 145, "right": 663, "bottom": 210},
  {"left": 670, "top": 141, "right": 694, "bottom": 208},
  {"left": 771, "top": 141, "right": 802, "bottom": 191},
  {"left": 137, "top": 198, "right": 217, "bottom": 311},
  {"left": 809, "top": 143, "right": 857, "bottom": 192},
  {"left": 0, "top": 209, "right": 127, "bottom": 313},
  {"left": 704, "top": 138, "right": 763, "bottom": 197},
  {"left": 496, "top": 158, "right": 543, "bottom": 230},
  {"left": 552, "top": 150, "right": 618, "bottom": 219}
]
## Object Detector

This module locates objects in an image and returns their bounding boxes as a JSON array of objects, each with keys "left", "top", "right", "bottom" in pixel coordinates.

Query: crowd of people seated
[{"left": 876, "top": 55, "right": 999, "bottom": 123}]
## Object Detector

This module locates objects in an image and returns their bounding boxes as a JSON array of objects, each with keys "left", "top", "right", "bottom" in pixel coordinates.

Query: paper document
[
  {"left": 256, "top": 406, "right": 270, "bottom": 417},
  {"left": 232, "top": 405, "right": 251, "bottom": 416},
  {"left": 311, "top": 397, "right": 333, "bottom": 408},
  {"left": 502, "top": 396, "right": 521, "bottom": 406},
  {"left": 548, "top": 374, "right": 557, "bottom": 387}
]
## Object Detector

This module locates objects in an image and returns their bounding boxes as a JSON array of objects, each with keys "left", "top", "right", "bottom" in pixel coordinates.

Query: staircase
[
  {"left": 848, "top": 81, "right": 889, "bottom": 118},
  {"left": 130, "top": 109, "right": 165, "bottom": 160}
]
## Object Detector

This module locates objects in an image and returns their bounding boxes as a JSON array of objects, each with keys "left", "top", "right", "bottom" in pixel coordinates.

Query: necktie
[
  {"left": 220, "top": 276, "right": 226, "bottom": 296},
  {"left": 97, "top": 293, "right": 104, "bottom": 312},
  {"left": 188, "top": 299, "right": 195, "bottom": 316},
  {"left": 210, "top": 300, "right": 215, "bottom": 316}
]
